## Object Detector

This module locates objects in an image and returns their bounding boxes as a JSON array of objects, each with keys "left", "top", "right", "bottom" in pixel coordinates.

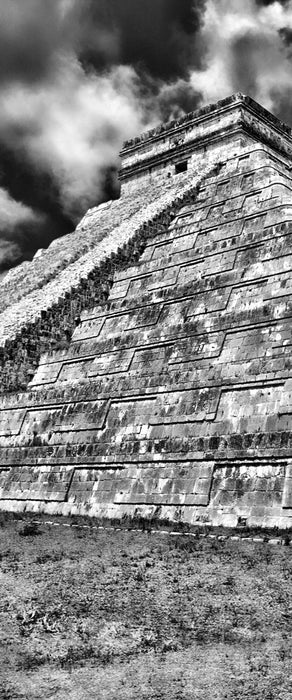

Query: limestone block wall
[
  {"left": 0, "top": 156, "right": 225, "bottom": 394},
  {"left": 0, "top": 137, "right": 292, "bottom": 528}
]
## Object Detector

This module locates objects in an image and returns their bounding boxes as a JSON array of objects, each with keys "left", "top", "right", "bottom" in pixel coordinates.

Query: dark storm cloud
[
  {"left": 231, "top": 34, "right": 259, "bottom": 96},
  {"left": 231, "top": 18, "right": 292, "bottom": 108},
  {"left": 255, "top": 0, "right": 289, "bottom": 6},
  {"left": 78, "top": 0, "right": 206, "bottom": 80},
  {"left": 0, "top": 0, "right": 67, "bottom": 84},
  {"left": 279, "top": 25, "right": 292, "bottom": 48},
  {"left": 1, "top": 0, "right": 292, "bottom": 273},
  {"left": 0, "top": 142, "right": 73, "bottom": 264},
  {"left": 0, "top": 0, "right": 207, "bottom": 272},
  {"left": 0, "top": 0, "right": 205, "bottom": 86},
  {"left": 152, "top": 80, "right": 202, "bottom": 122},
  {"left": 231, "top": 32, "right": 274, "bottom": 97}
]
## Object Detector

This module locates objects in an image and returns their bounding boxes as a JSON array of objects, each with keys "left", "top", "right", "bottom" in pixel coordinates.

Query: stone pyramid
[{"left": 0, "top": 93, "right": 291, "bottom": 528}]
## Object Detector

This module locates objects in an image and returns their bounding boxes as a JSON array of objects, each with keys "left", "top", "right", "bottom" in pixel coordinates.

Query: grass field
[{"left": 0, "top": 514, "right": 292, "bottom": 700}]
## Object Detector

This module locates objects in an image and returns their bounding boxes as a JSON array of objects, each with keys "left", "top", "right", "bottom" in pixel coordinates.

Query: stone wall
[
  {"left": 0, "top": 95, "right": 292, "bottom": 528},
  {"left": 0, "top": 158, "right": 223, "bottom": 393}
]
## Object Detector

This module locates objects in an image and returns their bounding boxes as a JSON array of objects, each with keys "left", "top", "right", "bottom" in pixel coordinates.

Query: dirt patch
[{"left": 0, "top": 514, "right": 292, "bottom": 699}]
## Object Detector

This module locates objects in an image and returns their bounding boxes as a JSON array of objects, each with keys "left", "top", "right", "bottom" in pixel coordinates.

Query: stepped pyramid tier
[{"left": 0, "top": 92, "right": 292, "bottom": 527}]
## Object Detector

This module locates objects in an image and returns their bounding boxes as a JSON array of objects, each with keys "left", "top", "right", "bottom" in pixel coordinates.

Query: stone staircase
[{"left": 0, "top": 157, "right": 224, "bottom": 394}]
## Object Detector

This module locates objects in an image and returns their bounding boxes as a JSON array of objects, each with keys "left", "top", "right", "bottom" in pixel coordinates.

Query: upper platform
[{"left": 119, "top": 93, "right": 292, "bottom": 187}]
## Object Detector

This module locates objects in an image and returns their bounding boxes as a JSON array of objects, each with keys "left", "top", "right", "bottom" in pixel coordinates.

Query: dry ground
[{"left": 0, "top": 514, "right": 292, "bottom": 700}]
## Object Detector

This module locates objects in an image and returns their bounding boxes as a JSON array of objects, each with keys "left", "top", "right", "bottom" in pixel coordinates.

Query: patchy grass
[{"left": 0, "top": 515, "right": 292, "bottom": 700}]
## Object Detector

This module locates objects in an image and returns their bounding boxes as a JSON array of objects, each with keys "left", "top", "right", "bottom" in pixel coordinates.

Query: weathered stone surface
[{"left": 0, "top": 94, "right": 292, "bottom": 527}]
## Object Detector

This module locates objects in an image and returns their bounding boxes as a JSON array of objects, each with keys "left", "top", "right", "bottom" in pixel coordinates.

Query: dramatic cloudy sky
[{"left": 1, "top": 0, "right": 292, "bottom": 271}]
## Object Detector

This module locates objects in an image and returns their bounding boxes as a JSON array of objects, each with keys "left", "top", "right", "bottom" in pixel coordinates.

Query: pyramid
[{"left": 0, "top": 93, "right": 292, "bottom": 528}]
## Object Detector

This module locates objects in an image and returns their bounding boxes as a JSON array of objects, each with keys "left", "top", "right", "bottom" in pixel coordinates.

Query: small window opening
[
  {"left": 242, "top": 173, "right": 254, "bottom": 188},
  {"left": 175, "top": 160, "right": 188, "bottom": 175}
]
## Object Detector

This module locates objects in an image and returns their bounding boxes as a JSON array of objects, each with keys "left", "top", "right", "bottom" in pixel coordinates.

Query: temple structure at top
[{"left": 0, "top": 93, "right": 291, "bottom": 528}]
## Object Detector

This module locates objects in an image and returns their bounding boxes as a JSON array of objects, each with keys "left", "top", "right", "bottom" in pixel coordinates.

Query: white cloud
[
  {"left": 190, "top": 0, "right": 292, "bottom": 113},
  {"left": 0, "top": 187, "right": 41, "bottom": 230},
  {"left": 0, "top": 57, "right": 157, "bottom": 221}
]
